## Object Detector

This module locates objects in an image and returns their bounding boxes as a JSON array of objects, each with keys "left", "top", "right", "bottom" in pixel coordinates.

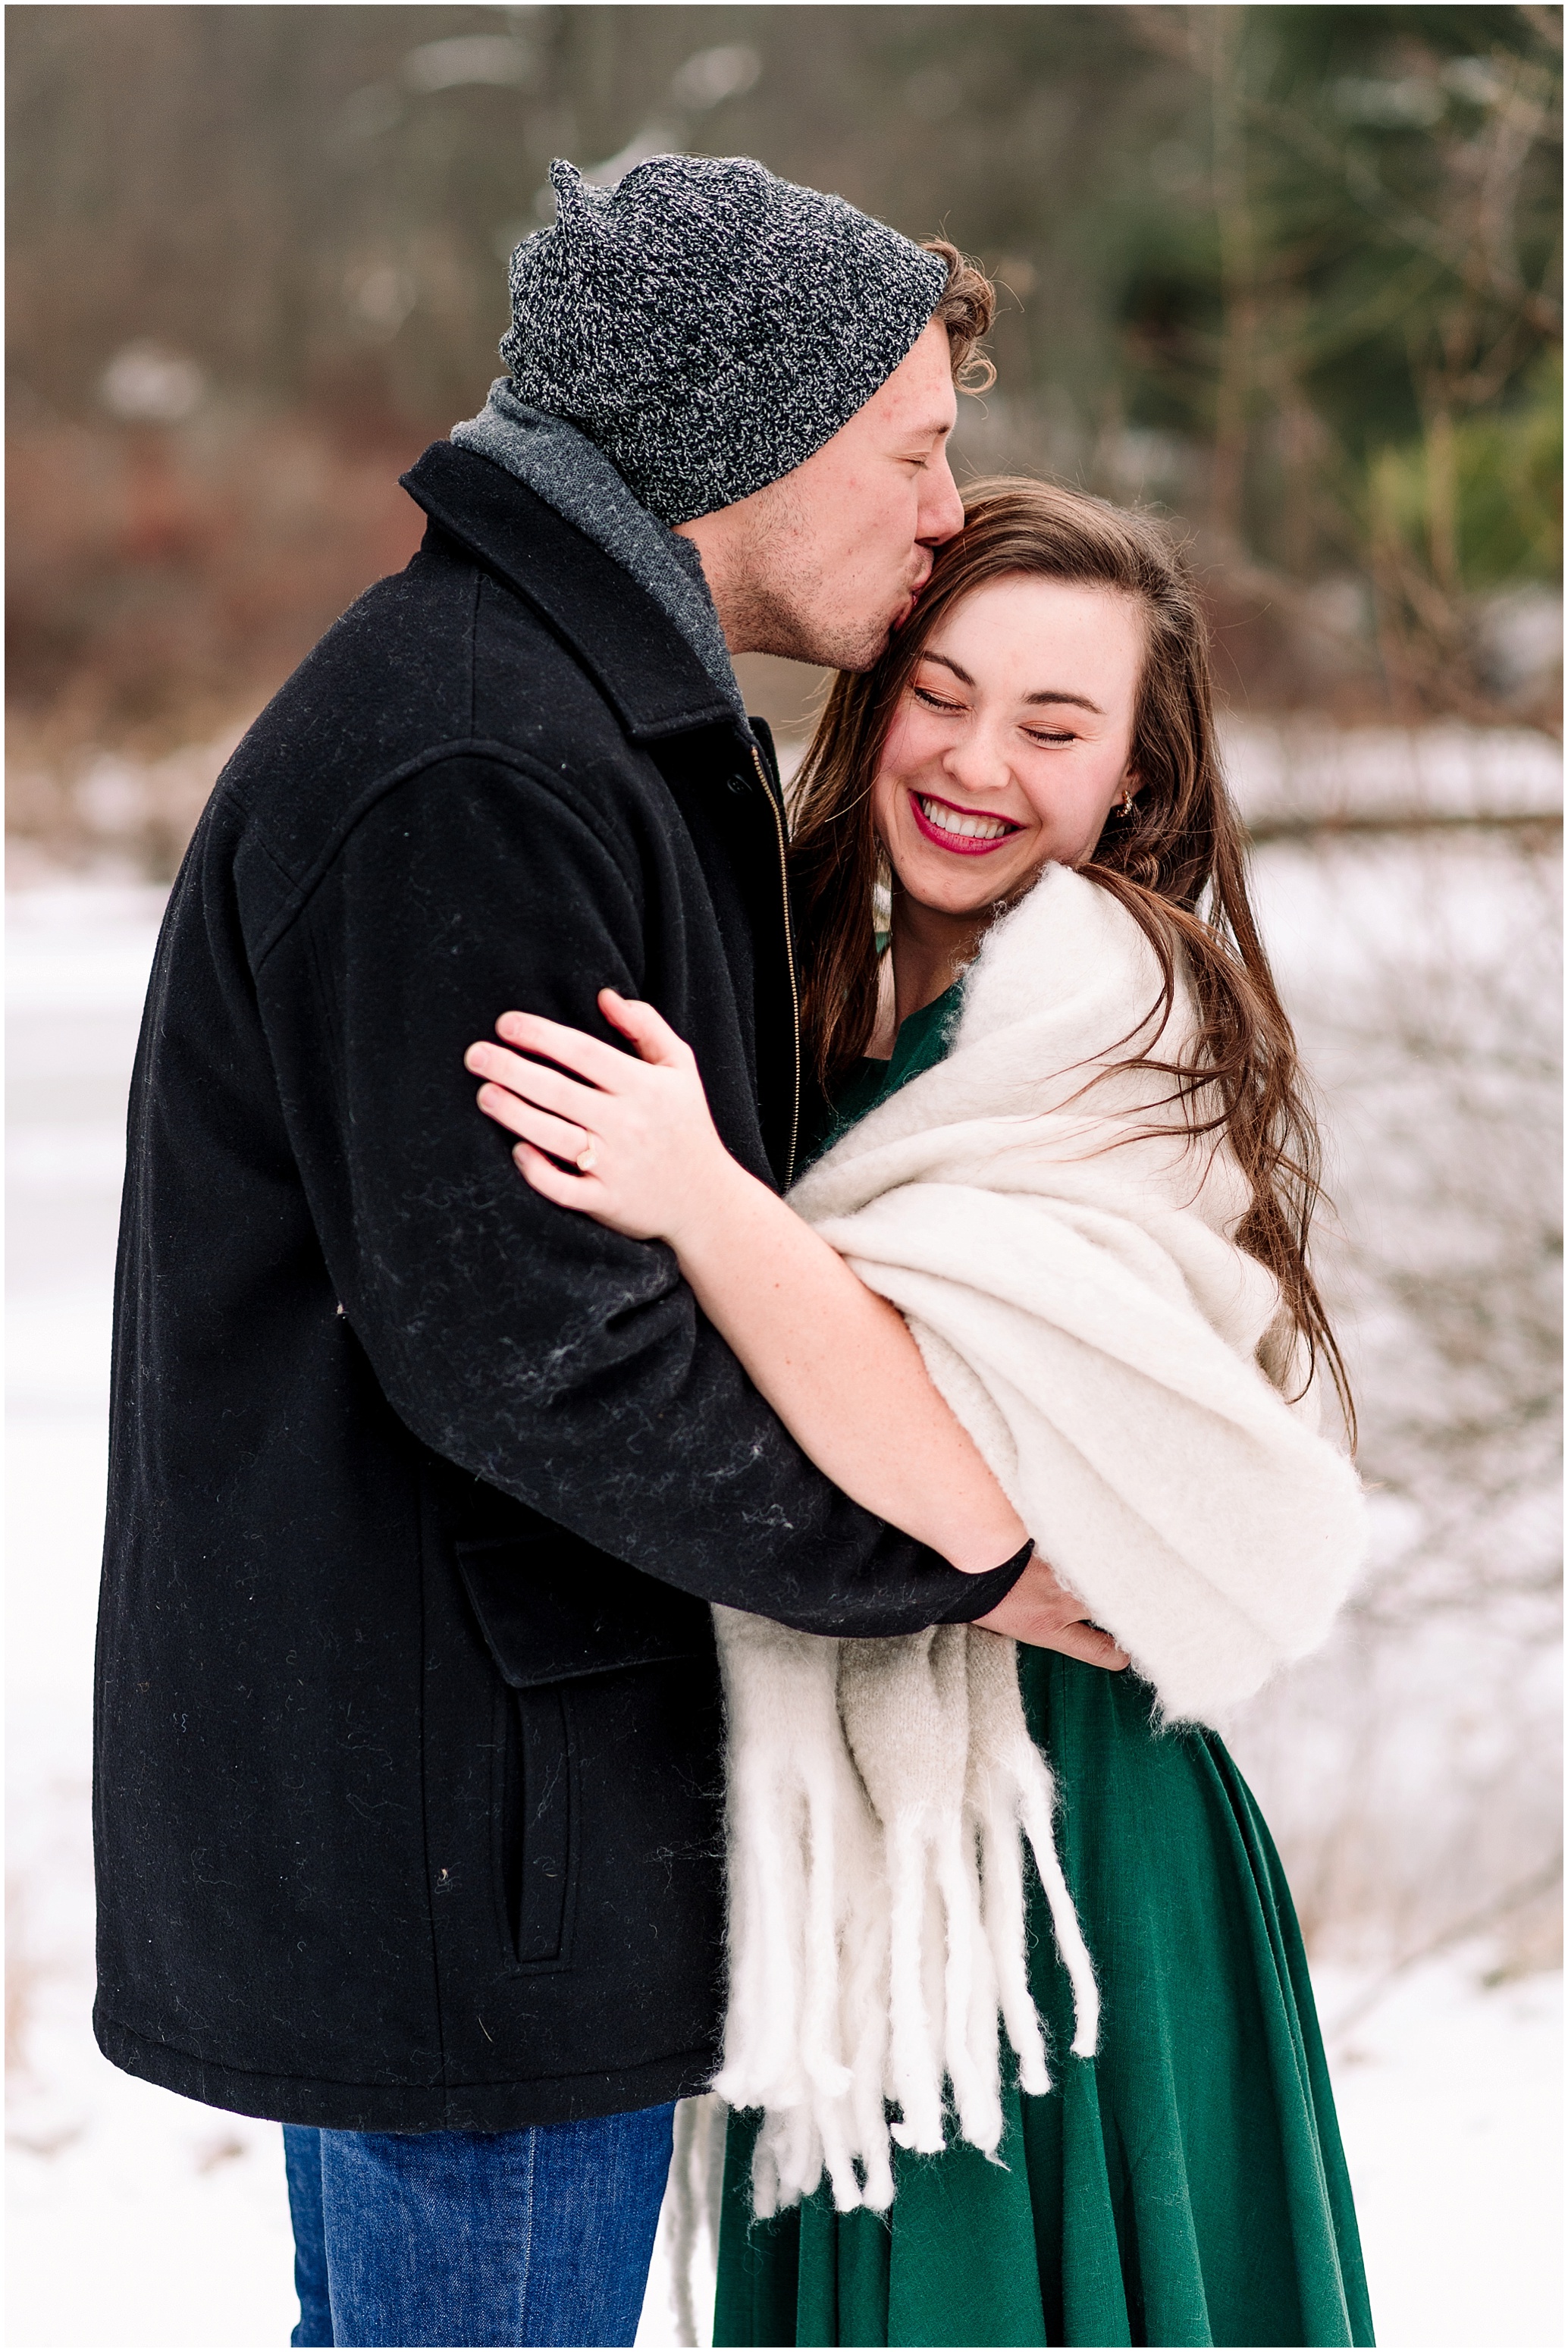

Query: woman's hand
[
  {"left": 469, "top": 990, "right": 1037, "bottom": 1577},
  {"left": 465, "top": 989, "right": 742, "bottom": 1243}
]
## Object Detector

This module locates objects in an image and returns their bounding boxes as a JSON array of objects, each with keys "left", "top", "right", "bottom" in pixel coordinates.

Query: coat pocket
[
  {"left": 492, "top": 1681, "right": 575, "bottom": 1968},
  {"left": 455, "top": 1528, "right": 713, "bottom": 1690},
  {"left": 457, "top": 1524, "right": 713, "bottom": 1974}
]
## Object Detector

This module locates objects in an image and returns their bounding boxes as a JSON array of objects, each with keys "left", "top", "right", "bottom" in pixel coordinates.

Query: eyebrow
[{"left": 920, "top": 651, "right": 1105, "bottom": 716}]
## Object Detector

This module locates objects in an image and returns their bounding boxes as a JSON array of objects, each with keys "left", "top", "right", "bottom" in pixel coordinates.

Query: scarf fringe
[
  {"left": 661, "top": 2092, "right": 726, "bottom": 2349},
  {"left": 710, "top": 1608, "right": 1099, "bottom": 2218}
]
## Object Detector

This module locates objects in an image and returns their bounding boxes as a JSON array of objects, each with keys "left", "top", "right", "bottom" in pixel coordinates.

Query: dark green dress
[{"left": 713, "top": 989, "right": 1373, "bottom": 2350}]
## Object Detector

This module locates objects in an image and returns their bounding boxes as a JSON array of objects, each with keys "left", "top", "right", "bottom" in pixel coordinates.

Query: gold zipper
[{"left": 751, "top": 741, "right": 801, "bottom": 1189}]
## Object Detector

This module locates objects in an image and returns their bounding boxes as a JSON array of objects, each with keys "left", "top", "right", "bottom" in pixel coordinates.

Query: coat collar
[{"left": 401, "top": 441, "right": 748, "bottom": 749}]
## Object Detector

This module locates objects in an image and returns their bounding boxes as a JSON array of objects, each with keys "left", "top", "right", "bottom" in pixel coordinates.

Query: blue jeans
[{"left": 283, "top": 2105, "right": 676, "bottom": 2347}]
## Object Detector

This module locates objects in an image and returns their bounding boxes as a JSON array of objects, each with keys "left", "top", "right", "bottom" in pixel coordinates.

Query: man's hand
[{"left": 974, "top": 1551, "right": 1131, "bottom": 1669}]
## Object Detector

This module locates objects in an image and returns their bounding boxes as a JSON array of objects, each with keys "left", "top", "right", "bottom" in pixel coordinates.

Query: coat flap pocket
[{"left": 456, "top": 1530, "right": 713, "bottom": 1689}]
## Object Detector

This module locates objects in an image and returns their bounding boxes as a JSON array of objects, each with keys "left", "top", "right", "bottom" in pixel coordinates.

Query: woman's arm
[
  {"left": 466, "top": 993, "right": 1129, "bottom": 1667},
  {"left": 466, "top": 993, "right": 1025, "bottom": 1574}
]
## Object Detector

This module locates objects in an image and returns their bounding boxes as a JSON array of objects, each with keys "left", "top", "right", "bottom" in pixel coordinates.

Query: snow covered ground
[{"left": 6, "top": 866, "right": 1560, "bottom": 2350}]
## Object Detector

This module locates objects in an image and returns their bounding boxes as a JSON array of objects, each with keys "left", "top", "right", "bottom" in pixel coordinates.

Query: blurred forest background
[
  {"left": 6, "top": 1, "right": 1561, "bottom": 818},
  {"left": 5, "top": 4, "right": 1562, "bottom": 1984}
]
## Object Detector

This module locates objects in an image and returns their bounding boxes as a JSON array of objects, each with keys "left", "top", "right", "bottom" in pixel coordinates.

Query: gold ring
[{"left": 575, "top": 1140, "right": 597, "bottom": 1172}]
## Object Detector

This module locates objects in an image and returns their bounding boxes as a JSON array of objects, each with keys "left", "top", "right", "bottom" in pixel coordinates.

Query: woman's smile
[
  {"left": 870, "top": 570, "right": 1148, "bottom": 980},
  {"left": 908, "top": 788, "right": 1024, "bottom": 854}
]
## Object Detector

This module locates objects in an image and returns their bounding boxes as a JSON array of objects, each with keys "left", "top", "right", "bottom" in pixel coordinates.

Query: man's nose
[{"left": 919, "top": 446, "right": 965, "bottom": 547}]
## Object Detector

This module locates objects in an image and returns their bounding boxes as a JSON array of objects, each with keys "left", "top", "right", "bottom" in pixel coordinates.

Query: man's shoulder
[{"left": 214, "top": 524, "right": 636, "bottom": 890}]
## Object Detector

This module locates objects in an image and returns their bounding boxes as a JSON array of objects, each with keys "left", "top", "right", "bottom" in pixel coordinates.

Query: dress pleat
[{"left": 715, "top": 1660, "right": 1373, "bottom": 2348}]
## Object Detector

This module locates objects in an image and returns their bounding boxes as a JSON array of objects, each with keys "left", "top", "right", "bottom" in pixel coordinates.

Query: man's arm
[{"left": 254, "top": 751, "right": 1025, "bottom": 1637}]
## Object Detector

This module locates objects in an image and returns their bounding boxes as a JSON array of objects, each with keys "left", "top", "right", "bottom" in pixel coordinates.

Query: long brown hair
[{"left": 790, "top": 477, "right": 1353, "bottom": 1435}]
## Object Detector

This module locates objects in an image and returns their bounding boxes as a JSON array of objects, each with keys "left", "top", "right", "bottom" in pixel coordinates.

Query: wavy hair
[
  {"left": 924, "top": 238, "right": 997, "bottom": 389},
  {"left": 789, "top": 476, "right": 1353, "bottom": 1435}
]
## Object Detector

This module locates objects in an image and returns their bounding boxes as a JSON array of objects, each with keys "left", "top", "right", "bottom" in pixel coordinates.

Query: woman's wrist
[
  {"left": 943, "top": 1507, "right": 1033, "bottom": 1573},
  {"left": 661, "top": 1150, "right": 771, "bottom": 1269},
  {"left": 958, "top": 1532, "right": 1031, "bottom": 1574}
]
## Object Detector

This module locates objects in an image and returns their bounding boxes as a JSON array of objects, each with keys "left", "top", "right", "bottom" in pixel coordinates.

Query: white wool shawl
[{"left": 709, "top": 864, "right": 1366, "bottom": 2221}]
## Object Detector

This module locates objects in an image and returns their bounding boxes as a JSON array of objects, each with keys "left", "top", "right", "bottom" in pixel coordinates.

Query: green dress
[{"left": 713, "top": 988, "right": 1373, "bottom": 2350}]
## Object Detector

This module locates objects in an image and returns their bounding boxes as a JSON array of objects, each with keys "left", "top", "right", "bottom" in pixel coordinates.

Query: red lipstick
[{"left": 906, "top": 789, "right": 1023, "bottom": 858}]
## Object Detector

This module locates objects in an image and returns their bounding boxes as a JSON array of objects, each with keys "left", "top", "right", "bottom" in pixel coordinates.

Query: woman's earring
[{"left": 1119, "top": 788, "right": 1136, "bottom": 817}]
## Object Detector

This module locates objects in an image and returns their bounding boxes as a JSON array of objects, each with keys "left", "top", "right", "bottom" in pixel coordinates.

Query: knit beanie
[{"left": 498, "top": 155, "right": 949, "bottom": 525}]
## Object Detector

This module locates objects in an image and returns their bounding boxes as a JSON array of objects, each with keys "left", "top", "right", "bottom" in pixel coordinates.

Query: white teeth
[{"left": 918, "top": 795, "right": 1013, "bottom": 842}]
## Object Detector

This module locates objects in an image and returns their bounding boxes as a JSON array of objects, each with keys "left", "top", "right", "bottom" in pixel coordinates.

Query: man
[{"left": 94, "top": 155, "right": 1117, "bottom": 2347}]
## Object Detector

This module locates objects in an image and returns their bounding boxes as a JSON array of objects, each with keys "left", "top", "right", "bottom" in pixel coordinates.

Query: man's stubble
[{"left": 724, "top": 475, "right": 892, "bottom": 675}]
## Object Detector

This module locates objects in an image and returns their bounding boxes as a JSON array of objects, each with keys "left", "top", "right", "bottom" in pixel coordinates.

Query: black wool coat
[{"left": 93, "top": 442, "right": 1024, "bottom": 2132}]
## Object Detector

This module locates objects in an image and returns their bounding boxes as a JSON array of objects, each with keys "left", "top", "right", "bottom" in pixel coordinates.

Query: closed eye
[
  {"left": 1023, "top": 726, "right": 1078, "bottom": 747},
  {"left": 912, "top": 685, "right": 967, "bottom": 715}
]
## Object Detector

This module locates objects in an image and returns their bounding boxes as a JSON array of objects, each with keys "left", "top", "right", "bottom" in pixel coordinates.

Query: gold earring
[{"left": 1119, "top": 788, "right": 1136, "bottom": 816}]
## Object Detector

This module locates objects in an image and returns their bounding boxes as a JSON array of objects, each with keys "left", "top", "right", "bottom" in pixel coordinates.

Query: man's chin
[
  {"left": 749, "top": 616, "right": 892, "bottom": 674},
  {"left": 829, "top": 625, "right": 894, "bottom": 674}
]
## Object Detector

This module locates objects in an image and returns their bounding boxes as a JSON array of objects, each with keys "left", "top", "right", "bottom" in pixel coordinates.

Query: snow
[
  {"left": 1221, "top": 715, "right": 1564, "bottom": 829},
  {"left": 6, "top": 876, "right": 1560, "bottom": 2350},
  {"left": 1313, "top": 1959, "right": 1562, "bottom": 2352}
]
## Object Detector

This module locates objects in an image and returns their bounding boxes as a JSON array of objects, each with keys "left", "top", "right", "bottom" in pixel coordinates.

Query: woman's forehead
[{"left": 918, "top": 577, "right": 1145, "bottom": 698}]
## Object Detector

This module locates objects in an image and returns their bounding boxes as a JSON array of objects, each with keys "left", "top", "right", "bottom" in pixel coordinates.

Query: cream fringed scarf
[
  {"left": 710, "top": 1606, "right": 1099, "bottom": 2217},
  {"left": 693, "top": 864, "right": 1367, "bottom": 2241}
]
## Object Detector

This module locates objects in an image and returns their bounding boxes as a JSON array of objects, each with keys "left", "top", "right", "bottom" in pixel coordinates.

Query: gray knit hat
[{"left": 498, "top": 155, "right": 949, "bottom": 525}]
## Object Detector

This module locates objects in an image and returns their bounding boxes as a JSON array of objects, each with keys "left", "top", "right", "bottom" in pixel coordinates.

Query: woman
[{"left": 467, "top": 481, "right": 1375, "bottom": 2348}]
